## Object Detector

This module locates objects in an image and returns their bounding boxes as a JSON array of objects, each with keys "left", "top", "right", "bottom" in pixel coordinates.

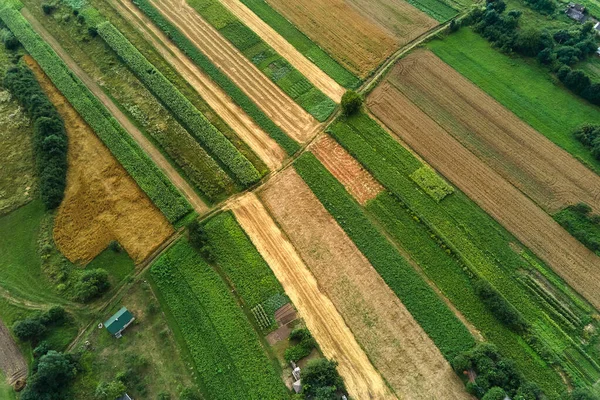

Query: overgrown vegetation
[
  {"left": 20, "top": 349, "right": 78, "bottom": 400},
  {"left": 410, "top": 166, "right": 454, "bottom": 202},
  {"left": 13, "top": 305, "right": 67, "bottom": 344},
  {"left": 340, "top": 90, "right": 362, "bottom": 116},
  {"left": 0, "top": 6, "right": 191, "bottom": 223},
  {"left": 574, "top": 124, "right": 600, "bottom": 162},
  {"left": 301, "top": 358, "right": 346, "bottom": 400},
  {"left": 284, "top": 327, "right": 316, "bottom": 362},
  {"left": 3, "top": 63, "right": 67, "bottom": 210},
  {"left": 96, "top": 21, "right": 261, "bottom": 187},
  {"left": 186, "top": 0, "right": 337, "bottom": 122},
  {"left": 554, "top": 203, "right": 600, "bottom": 253},
  {"left": 473, "top": 280, "right": 529, "bottom": 333}
]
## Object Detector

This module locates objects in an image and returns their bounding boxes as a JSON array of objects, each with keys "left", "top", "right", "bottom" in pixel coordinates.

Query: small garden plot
[
  {"left": 150, "top": 239, "right": 289, "bottom": 400},
  {"left": 410, "top": 166, "right": 454, "bottom": 202}
]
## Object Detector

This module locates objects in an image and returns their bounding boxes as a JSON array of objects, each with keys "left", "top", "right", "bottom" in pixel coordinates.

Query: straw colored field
[
  {"left": 25, "top": 57, "right": 173, "bottom": 265},
  {"left": 260, "top": 169, "right": 468, "bottom": 399},
  {"left": 230, "top": 193, "right": 393, "bottom": 400},
  {"left": 150, "top": 0, "right": 320, "bottom": 143},
  {"left": 368, "top": 75, "right": 600, "bottom": 311},
  {"left": 265, "top": 0, "right": 436, "bottom": 78},
  {"left": 311, "top": 135, "right": 382, "bottom": 204},
  {"left": 387, "top": 50, "right": 600, "bottom": 213}
]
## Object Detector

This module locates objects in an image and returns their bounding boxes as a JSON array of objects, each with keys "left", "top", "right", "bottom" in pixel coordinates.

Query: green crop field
[
  {"left": 405, "top": 0, "right": 458, "bottom": 22},
  {"left": 0, "top": 6, "right": 191, "bottom": 223},
  {"left": 429, "top": 29, "right": 600, "bottom": 172},
  {"left": 186, "top": 0, "right": 336, "bottom": 122},
  {"left": 150, "top": 239, "right": 289, "bottom": 399}
]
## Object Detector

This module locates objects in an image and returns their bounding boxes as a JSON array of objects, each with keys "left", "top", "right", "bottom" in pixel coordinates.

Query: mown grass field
[
  {"left": 149, "top": 239, "right": 288, "bottom": 399},
  {"left": 429, "top": 29, "right": 600, "bottom": 172},
  {"left": 185, "top": 0, "right": 336, "bottom": 121},
  {"left": 327, "top": 113, "right": 600, "bottom": 396}
]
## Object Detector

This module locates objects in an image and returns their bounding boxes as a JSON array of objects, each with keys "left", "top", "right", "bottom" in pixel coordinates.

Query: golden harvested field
[
  {"left": 368, "top": 71, "right": 600, "bottom": 311},
  {"left": 230, "top": 193, "right": 393, "bottom": 400},
  {"left": 25, "top": 57, "right": 173, "bottom": 265},
  {"left": 260, "top": 169, "right": 468, "bottom": 399},
  {"left": 266, "top": 0, "right": 437, "bottom": 78},
  {"left": 150, "top": 0, "right": 320, "bottom": 143},
  {"left": 311, "top": 135, "right": 383, "bottom": 204},
  {"left": 387, "top": 51, "right": 600, "bottom": 213}
]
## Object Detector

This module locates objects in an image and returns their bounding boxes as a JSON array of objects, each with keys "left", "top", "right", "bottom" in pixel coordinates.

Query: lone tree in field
[{"left": 341, "top": 90, "right": 363, "bottom": 116}]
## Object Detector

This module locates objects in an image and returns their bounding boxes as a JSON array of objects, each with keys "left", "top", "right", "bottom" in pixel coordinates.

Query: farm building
[
  {"left": 117, "top": 394, "right": 133, "bottom": 400},
  {"left": 104, "top": 307, "right": 135, "bottom": 338},
  {"left": 566, "top": 3, "right": 587, "bottom": 22}
]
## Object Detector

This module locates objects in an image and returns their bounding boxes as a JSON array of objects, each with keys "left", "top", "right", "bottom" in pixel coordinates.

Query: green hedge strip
[
  {"left": 132, "top": 0, "right": 299, "bottom": 156},
  {"left": 96, "top": 21, "right": 261, "bottom": 187},
  {"left": 294, "top": 152, "right": 475, "bottom": 360},
  {"left": 0, "top": 7, "right": 190, "bottom": 222}
]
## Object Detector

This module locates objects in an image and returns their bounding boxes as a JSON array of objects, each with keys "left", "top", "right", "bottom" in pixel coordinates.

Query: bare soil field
[
  {"left": 23, "top": 10, "right": 209, "bottom": 215},
  {"left": 109, "top": 0, "right": 286, "bottom": 171},
  {"left": 151, "top": 0, "right": 320, "bottom": 143},
  {"left": 25, "top": 57, "right": 174, "bottom": 264},
  {"left": 368, "top": 78, "right": 600, "bottom": 311},
  {"left": 0, "top": 320, "right": 26, "bottom": 387},
  {"left": 387, "top": 50, "right": 600, "bottom": 213},
  {"left": 311, "top": 135, "right": 383, "bottom": 204},
  {"left": 260, "top": 169, "right": 468, "bottom": 399},
  {"left": 230, "top": 193, "right": 393, "bottom": 400},
  {"left": 265, "top": 0, "right": 436, "bottom": 78},
  {"left": 218, "top": 0, "right": 345, "bottom": 102}
]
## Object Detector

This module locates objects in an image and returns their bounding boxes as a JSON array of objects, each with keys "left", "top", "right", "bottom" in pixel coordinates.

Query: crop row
[
  {"left": 131, "top": 0, "right": 299, "bottom": 156},
  {"left": 294, "top": 152, "right": 475, "bottom": 360},
  {"left": 151, "top": 239, "right": 288, "bottom": 400},
  {"left": 238, "top": 0, "right": 359, "bottom": 89},
  {"left": 96, "top": 21, "right": 261, "bottom": 187},
  {"left": 0, "top": 7, "right": 190, "bottom": 223},
  {"left": 404, "top": 0, "right": 457, "bottom": 22},
  {"left": 187, "top": 0, "right": 336, "bottom": 122}
]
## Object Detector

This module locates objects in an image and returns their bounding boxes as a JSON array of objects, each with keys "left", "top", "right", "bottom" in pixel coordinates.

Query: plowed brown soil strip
[
  {"left": 368, "top": 80, "right": 600, "bottom": 311},
  {"left": 151, "top": 0, "right": 320, "bottom": 143},
  {"left": 311, "top": 135, "right": 383, "bottom": 204},
  {"left": 110, "top": 0, "right": 286, "bottom": 171},
  {"left": 218, "top": 0, "right": 344, "bottom": 102},
  {"left": 230, "top": 193, "right": 393, "bottom": 400},
  {"left": 260, "top": 169, "right": 468, "bottom": 399},
  {"left": 26, "top": 56, "right": 174, "bottom": 264},
  {"left": 0, "top": 321, "right": 26, "bottom": 386},
  {"left": 388, "top": 50, "right": 600, "bottom": 213},
  {"left": 265, "top": 0, "right": 436, "bottom": 78}
]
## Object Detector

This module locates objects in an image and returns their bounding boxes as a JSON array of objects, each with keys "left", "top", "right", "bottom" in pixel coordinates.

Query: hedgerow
[
  {"left": 150, "top": 239, "right": 288, "bottom": 400},
  {"left": 294, "top": 152, "right": 475, "bottom": 360},
  {"left": 131, "top": 0, "right": 299, "bottom": 155},
  {"left": 186, "top": 0, "right": 336, "bottom": 122},
  {"left": 0, "top": 7, "right": 190, "bottom": 222},
  {"left": 96, "top": 21, "right": 260, "bottom": 187}
]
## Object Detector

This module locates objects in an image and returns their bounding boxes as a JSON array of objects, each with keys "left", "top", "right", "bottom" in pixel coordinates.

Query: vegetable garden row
[{"left": 0, "top": 5, "right": 191, "bottom": 223}]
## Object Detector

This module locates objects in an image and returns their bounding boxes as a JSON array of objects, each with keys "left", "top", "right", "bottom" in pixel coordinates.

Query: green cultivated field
[
  {"left": 327, "top": 113, "right": 600, "bottom": 396},
  {"left": 429, "top": 29, "right": 600, "bottom": 172},
  {"left": 97, "top": 21, "right": 261, "bottom": 187},
  {"left": 0, "top": 6, "right": 191, "bottom": 223},
  {"left": 186, "top": 0, "right": 337, "bottom": 121},
  {"left": 294, "top": 153, "right": 475, "bottom": 361},
  {"left": 131, "top": 0, "right": 299, "bottom": 155},
  {"left": 405, "top": 0, "right": 458, "bottom": 22},
  {"left": 236, "top": 0, "right": 359, "bottom": 88},
  {"left": 150, "top": 239, "right": 288, "bottom": 399}
]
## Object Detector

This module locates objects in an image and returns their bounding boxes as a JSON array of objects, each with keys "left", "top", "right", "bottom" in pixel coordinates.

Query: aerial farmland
[{"left": 0, "top": 0, "right": 599, "bottom": 398}]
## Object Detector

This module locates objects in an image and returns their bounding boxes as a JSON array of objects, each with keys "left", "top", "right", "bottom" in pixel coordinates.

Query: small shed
[
  {"left": 105, "top": 307, "right": 135, "bottom": 338},
  {"left": 292, "top": 380, "right": 302, "bottom": 394},
  {"left": 566, "top": 3, "right": 588, "bottom": 22},
  {"left": 117, "top": 395, "right": 133, "bottom": 400}
]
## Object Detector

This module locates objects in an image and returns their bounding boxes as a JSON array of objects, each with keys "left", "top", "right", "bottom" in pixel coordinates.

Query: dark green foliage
[
  {"left": 0, "top": 27, "right": 18, "bottom": 50},
  {"left": 571, "top": 388, "right": 600, "bottom": 400},
  {"left": 74, "top": 268, "right": 110, "bottom": 302},
  {"left": 301, "top": 359, "right": 345, "bottom": 399},
  {"left": 94, "top": 380, "right": 126, "bottom": 400},
  {"left": 452, "top": 343, "right": 543, "bottom": 399},
  {"left": 20, "top": 351, "right": 77, "bottom": 400},
  {"left": 482, "top": 387, "right": 507, "bottom": 400},
  {"left": 3, "top": 64, "right": 68, "bottom": 210},
  {"left": 473, "top": 280, "right": 529, "bottom": 333},
  {"left": 40, "top": 305, "right": 67, "bottom": 325},
  {"left": 188, "top": 220, "right": 214, "bottom": 262},
  {"left": 523, "top": 0, "right": 556, "bottom": 14},
  {"left": 42, "top": 1, "right": 57, "bottom": 15},
  {"left": 284, "top": 328, "right": 316, "bottom": 362},
  {"left": 13, "top": 318, "right": 46, "bottom": 342},
  {"left": 341, "top": 90, "right": 363, "bottom": 116},
  {"left": 554, "top": 202, "right": 600, "bottom": 253}
]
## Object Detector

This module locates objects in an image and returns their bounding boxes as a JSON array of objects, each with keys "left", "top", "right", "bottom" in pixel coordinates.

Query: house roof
[
  {"left": 104, "top": 307, "right": 134, "bottom": 335},
  {"left": 117, "top": 394, "right": 132, "bottom": 400}
]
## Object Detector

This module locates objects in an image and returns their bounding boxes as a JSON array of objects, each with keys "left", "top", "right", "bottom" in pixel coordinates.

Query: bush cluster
[
  {"left": 574, "top": 125, "right": 600, "bottom": 161},
  {"left": 554, "top": 202, "right": 600, "bottom": 253},
  {"left": 473, "top": 280, "right": 529, "bottom": 333},
  {"left": 20, "top": 350, "right": 78, "bottom": 400},
  {"left": 341, "top": 90, "right": 363, "bottom": 116},
  {"left": 284, "top": 328, "right": 316, "bottom": 363},
  {"left": 188, "top": 220, "right": 214, "bottom": 262},
  {"left": 452, "top": 343, "right": 543, "bottom": 399},
  {"left": 74, "top": 268, "right": 110, "bottom": 302},
  {"left": 301, "top": 358, "right": 346, "bottom": 400},
  {"left": 4, "top": 64, "right": 68, "bottom": 209},
  {"left": 466, "top": 0, "right": 599, "bottom": 105},
  {"left": 13, "top": 306, "right": 67, "bottom": 344}
]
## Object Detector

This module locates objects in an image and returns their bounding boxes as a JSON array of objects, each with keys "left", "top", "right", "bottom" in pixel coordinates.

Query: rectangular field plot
[{"left": 264, "top": 0, "right": 438, "bottom": 78}]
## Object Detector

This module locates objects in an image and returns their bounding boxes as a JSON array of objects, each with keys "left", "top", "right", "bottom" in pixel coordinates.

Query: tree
[
  {"left": 302, "top": 358, "right": 345, "bottom": 398},
  {"left": 74, "top": 269, "right": 110, "bottom": 302},
  {"left": 188, "top": 220, "right": 214, "bottom": 262},
  {"left": 13, "top": 318, "right": 46, "bottom": 342},
  {"left": 95, "top": 380, "right": 126, "bottom": 400},
  {"left": 341, "top": 91, "right": 363, "bottom": 116},
  {"left": 482, "top": 387, "right": 507, "bottom": 400},
  {"left": 21, "top": 351, "right": 77, "bottom": 400}
]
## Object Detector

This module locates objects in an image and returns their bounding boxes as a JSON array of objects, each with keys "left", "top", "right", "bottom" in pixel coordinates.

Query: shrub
[
  {"left": 473, "top": 280, "right": 529, "bottom": 333},
  {"left": 13, "top": 318, "right": 46, "bottom": 342},
  {"left": 188, "top": 220, "right": 214, "bottom": 262},
  {"left": 74, "top": 268, "right": 110, "bottom": 302},
  {"left": 482, "top": 387, "right": 507, "bottom": 400},
  {"left": 42, "top": 2, "right": 57, "bottom": 15},
  {"left": 341, "top": 90, "right": 363, "bottom": 116},
  {"left": 301, "top": 359, "right": 345, "bottom": 398},
  {"left": 284, "top": 328, "right": 316, "bottom": 362},
  {"left": 95, "top": 381, "right": 126, "bottom": 400},
  {"left": 20, "top": 351, "right": 77, "bottom": 400}
]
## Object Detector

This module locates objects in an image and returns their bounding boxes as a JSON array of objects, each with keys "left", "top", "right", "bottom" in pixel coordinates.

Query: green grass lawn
[
  {"left": 429, "top": 28, "right": 600, "bottom": 172},
  {"left": 86, "top": 248, "right": 135, "bottom": 285}
]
